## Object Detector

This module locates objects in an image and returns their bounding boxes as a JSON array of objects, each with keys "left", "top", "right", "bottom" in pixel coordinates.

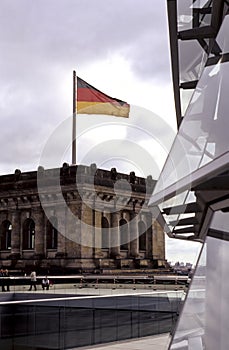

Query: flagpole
[{"left": 72, "top": 70, "right": 76, "bottom": 164}]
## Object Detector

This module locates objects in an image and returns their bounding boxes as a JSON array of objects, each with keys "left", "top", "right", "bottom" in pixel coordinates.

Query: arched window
[
  {"left": 0, "top": 220, "right": 12, "bottom": 250},
  {"left": 101, "top": 217, "right": 109, "bottom": 249},
  {"left": 47, "top": 216, "right": 58, "bottom": 249},
  {"left": 138, "top": 220, "right": 147, "bottom": 251},
  {"left": 23, "top": 219, "right": 35, "bottom": 250},
  {"left": 120, "top": 218, "right": 129, "bottom": 250}
]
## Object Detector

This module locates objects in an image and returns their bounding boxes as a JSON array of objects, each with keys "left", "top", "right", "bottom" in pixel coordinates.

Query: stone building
[{"left": 0, "top": 163, "right": 166, "bottom": 273}]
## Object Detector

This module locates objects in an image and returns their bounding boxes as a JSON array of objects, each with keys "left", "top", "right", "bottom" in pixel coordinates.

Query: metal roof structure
[
  {"left": 149, "top": 0, "right": 229, "bottom": 242},
  {"left": 151, "top": 2, "right": 229, "bottom": 348},
  {"left": 167, "top": 0, "right": 226, "bottom": 128}
]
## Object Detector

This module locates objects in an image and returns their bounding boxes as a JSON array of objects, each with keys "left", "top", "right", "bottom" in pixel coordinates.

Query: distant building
[
  {"left": 0, "top": 163, "right": 166, "bottom": 273},
  {"left": 172, "top": 262, "right": 193, "bottom": 276}
]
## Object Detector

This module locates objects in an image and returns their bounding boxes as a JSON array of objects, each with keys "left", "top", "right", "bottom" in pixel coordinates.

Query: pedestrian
[
  {"left": 0, "top": 268, "right": 6, "bottom": 292},
  {"left": 4, "top": 269, "right": 10, "bottom": 291},
  {"left": 41, "top": 276, "right": 50, "bottom": 290},
  {"left": 29, "top": 271, "right": 37, "bottom": 291}
]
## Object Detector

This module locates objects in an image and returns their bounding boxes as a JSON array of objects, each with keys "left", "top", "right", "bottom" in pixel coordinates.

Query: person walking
[
  {"left": 29, "top": 271, "right": 37, "bottom": 291},
  {"left": 0, "top": 268, "right": 6, "bottom": 292},
  {"left": 4, "top": 269, "right": 10, "bottom": 291}
]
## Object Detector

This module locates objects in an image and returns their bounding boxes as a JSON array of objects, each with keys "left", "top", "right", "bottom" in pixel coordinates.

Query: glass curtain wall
[
  {"left": 0, "top": 292, "right": 182, "bottom": 350},
  {"left": 149, "top": 13, "right": 229, "bottom": 238},
  {"left": 169, "top": 208, "right": 229, "bottom": 349}
]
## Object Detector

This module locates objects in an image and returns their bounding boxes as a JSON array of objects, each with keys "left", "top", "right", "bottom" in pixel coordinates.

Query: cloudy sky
[{"left": 0, "top": 0, "right": 201, "bottom": 264}]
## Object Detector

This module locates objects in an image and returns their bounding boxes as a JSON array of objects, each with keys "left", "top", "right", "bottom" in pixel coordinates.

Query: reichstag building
[{"left": 0, "top": 163, "right": 166, "bottom": 274}]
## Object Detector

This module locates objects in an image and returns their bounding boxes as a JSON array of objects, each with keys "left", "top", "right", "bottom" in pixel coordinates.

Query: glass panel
[
  {"left": 216, "top": 15, "right": 229, "bottom": 52},
  {"left": 191, "top": 0, "right": 212, "bottom": 9},
  {"left": 177, "top": 0, "right": 195, "bottom": 31},
  {"left": 150, "top": 7, "right": 229, "bottom": 208},
  {"left": 181, "top": 88, "right": 195, "bottom": 116},
  {"left": 169, "top": 210, "right": 229, "bottom": 349},
  {"left": 169, "top": 241, "right": 206, "bottom": 349},
  {"left": 151, "top": 15, "right": 229, "bottom": 201},
  {"left": 150, "top": 61, "right": 229, "bottom": 200},
  {"left": 210, "top": 211, "right": 229, "bottom": 232},
  {"left": 0, "top": 292, "right": 182, "bottom": 349},
  {"left": 199, "top": 13, "right": 212, "bottom": 27},
  {"left": 158, "top": 191, "right": 190, "bottom": 231},
  {"left": 179, "top": 40, "right": 208, "bottom": 83},
  {"left": 177, "top": 0, "right": 212, "bottom": 30}
]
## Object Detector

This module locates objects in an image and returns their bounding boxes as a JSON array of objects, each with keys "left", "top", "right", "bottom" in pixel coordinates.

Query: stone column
[
  {"left": 110, "top": 211, "right": 120, "bottom": 257},
  {"left": 11, "top": 210, "right": 21, "bottom": 256},
  {"left": 65, "top": 204, "right": 81, "bottom": 258},
  {"left": 80, "top": 202, "right": 93, "bottom": 258},
  {"left": 129, "top": 212, "right": 139, "bottom": 257},
  {"left": 56, "top": 206, "right": 67, "bottom": 256},
  {"left": 94, "top": 210, "right": 103, "bottom": 258},
  {"left": 145, "top": 213, "right": 153, "bottom": 258},
  {"left": 19, "top": 211, "right": 29, "bottom": 254},
  {"left": 152, "top": 219, "right": 165, "bottom": 261},
  {"left": 34, "top": 208, "right": 45, "bottom": 256}
]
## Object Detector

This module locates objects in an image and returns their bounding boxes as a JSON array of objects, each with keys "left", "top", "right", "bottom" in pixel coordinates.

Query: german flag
[{"left": 77, "top": 77, "right": 130, "bottom": 118}]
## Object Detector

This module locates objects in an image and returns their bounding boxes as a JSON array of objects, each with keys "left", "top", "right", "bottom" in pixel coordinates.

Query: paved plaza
[{"left": 73, "top": 333, "right": 170, "bottom": 350}]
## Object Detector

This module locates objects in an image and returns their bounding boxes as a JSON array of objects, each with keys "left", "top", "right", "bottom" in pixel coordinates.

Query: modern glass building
[
  {"left": 0, "top": 290, "right": 182, "bottom": 349},
  {"left": 149, "top": 1, "right": 229, "bottom": 349}
]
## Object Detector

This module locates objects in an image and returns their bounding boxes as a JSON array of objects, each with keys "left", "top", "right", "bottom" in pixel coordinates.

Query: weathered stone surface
[{"left": 0, "top": 165, "right": 166, "bottom": 273}]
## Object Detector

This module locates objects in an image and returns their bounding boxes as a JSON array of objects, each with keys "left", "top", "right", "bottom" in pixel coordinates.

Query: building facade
[{"left": 0, "top": 163, "right": 166, "bottom": 273}]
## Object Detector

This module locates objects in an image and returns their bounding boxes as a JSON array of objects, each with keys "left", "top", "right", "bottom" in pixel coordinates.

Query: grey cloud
[
  {"left": 0, "top": 0, "right": 172, "bottom": 174},
  {"left": 0, "top": 0, "right": 170, "bottom": 79},
  {"left": 126, "top": 31, "right": 171, "bottom": 82}
]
